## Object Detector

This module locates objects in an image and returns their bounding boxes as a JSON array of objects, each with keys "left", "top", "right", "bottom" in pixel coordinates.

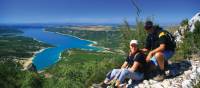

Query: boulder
[
  {"left": 151, "top": 83, "right": 164, "bottom": 88},
  {"left": 162, "top": 80, "right": 171, "bottom": 88},
  {"left": 182, "top": 80, "right": 193, "bottom": 88}
]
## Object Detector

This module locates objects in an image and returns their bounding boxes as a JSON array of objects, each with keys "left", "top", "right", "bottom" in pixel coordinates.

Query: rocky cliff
[{"left": 189, "top": 12, "right": 200, "bottom": 32}]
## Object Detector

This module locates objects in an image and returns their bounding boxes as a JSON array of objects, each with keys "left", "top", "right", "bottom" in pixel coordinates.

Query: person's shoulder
[
  {"left": 159, "top": 31, "right": 166, "bottom": 38},
  {"left": 136, "top": 51, "right": 146, "bottom": 58},
  {"left": 134, "top": 52, "right": 146, "bottom": 62},
  {"left": 158, "top": 29, "right": 170, "bottom": 38}
]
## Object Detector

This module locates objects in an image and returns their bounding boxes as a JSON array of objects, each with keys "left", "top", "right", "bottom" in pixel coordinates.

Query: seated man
[
  {"left": 102, "top": 40, "right": 147, "bottom": 87},
  {"left": 142, "top": 21, "right": 175, "bottom": 81}
]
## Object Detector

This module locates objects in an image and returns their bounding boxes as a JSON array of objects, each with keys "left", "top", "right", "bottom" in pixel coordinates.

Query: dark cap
[{"left": 144, "top": 21, "right": 153, "bottom": 30}]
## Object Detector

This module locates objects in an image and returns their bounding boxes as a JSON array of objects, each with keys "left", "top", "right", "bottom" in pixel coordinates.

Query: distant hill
[{"left": 0, "top": 27, "right": 23, "bottom": 36}]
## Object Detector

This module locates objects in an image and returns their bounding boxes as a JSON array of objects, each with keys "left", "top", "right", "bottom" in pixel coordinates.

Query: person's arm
[
  {"left": 146, "top": 44, "right": 165, "bottom": 62},
  {"left": 129, "top": 61, "right": 140, "bottom": 72},
  {"left": 121, "top": 61, "right": 128, "bottom": 69},
  {"left": 141, "top": 35, "right": 151, "bottom": 52},
  {"left": 146, "top": 32, "right": 167, "bottom": 62},
  {"left": 151, "top": 43, "right": 165, "bottom": 54}
]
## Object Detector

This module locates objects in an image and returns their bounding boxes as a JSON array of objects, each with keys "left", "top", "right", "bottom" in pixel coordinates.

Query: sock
[{"left": 159, "top": 69, "right": 165, "bottom": 75}]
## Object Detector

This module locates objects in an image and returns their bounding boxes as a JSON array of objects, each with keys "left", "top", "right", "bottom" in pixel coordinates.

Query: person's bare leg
[
  {"left": 153, "top": 52, "right": 165, "bottom": 81},
  {"left": 155, "top": 52, "right": 165, "bottom": 70},
  {"left": 115, "top": 80, "right": 120, "bottom": 87}
]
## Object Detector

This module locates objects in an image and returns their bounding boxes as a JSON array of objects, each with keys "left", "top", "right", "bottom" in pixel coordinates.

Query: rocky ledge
[
  {"left": 92, "top": 55, "right": 200, "bottom": 88},
  {"left": 130, "top": 60, "right": 200, "bottom": 88}
]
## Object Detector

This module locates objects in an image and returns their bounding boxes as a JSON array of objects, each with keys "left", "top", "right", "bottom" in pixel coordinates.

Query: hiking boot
[
  {"left": 153, "top": 74, "right": 165, "bottom": 81},
  {"left": 153, "top": 69, "right": 166, "bottom": 81}
]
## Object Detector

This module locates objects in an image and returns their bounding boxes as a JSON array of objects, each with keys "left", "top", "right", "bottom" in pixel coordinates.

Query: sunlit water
[{"left": 20, "top": 27, "right": 100, "bottom": 70}]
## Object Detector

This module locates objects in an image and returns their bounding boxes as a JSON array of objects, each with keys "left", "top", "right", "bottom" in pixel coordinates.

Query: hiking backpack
[{"left": 164, "top": 30, "right": 176, "bottom": 50}]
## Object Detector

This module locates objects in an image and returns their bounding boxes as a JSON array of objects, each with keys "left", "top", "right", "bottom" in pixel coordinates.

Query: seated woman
[{"left": 102, "top": 40, "right": 147, "bottom": 88}]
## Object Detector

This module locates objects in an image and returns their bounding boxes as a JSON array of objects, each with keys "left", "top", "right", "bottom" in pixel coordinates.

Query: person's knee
[
  {"left": 117, "top": 69, "right": 129, "bottom": 83},
  {"left": 121, "top": 69, "right": 129, "bottom": 76},
  {"left": 155, "top": 52, "right": 164, "bottom": 60},
  {"left": 112, "top": 69, "right": 117, "bottom": 73},
  {"left": 112, "top": 69, "right": 120, "bottom": 74}
]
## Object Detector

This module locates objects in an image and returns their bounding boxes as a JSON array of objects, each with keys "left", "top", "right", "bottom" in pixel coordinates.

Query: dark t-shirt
[
  {"left": 145, "top": 28, "right": 175, "bottom": 51},
  {"left": 125, "top": 52, "right": 147, "bottom": 73}
]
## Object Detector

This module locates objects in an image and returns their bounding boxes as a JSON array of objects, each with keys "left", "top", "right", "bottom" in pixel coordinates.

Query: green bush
[
  {"left": 180, "top": 19, "right": 189, "bottom": 26},
  {"left": 193, "top": 21, "right": 200, "bottom": 49},
  {"left": 43, "top": 50, "right": 124, "bottom": 88},
  {"left": 0, "top": 59, "right": 43, "bottom": 88}
]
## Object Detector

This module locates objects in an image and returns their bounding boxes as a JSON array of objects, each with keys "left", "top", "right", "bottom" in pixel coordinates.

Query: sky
[{"left": 0, "top": 0, "right": 199, "bottom": 25}]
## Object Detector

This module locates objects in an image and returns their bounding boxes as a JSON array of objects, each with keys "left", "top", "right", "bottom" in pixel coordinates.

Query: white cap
[{"left": 130, "top": 40, "right": 138, "bottom": 45}]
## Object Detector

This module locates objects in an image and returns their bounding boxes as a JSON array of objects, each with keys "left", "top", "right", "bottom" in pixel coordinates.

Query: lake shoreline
[
  {"left": 20, "top": 28, "right": 109, "bottom": 71},
  {"left": 43, "top": 29, "right": 97, "bottom": 46},
  {"left": 43, "top": 29, "right": 110, "bottom": 52},
  {"left": 20, "top": 48, "right": 48, "bottom": 70}
]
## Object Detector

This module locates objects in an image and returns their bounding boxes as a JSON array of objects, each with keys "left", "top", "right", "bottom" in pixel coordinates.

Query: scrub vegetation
[{"left": 0, "top": 19, "right": 200, "bottom": 88}]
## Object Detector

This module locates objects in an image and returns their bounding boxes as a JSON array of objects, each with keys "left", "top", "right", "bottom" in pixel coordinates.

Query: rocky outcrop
[
  {"left": 174, "top": 25, "right": 187, "bottom": 44},
  {"left": 91, "top": 56, "right": 200, "bottom": 88},
  {"left": 189, "top": 12, "right": 200, "bottom": 32},
  {"left": 174, "top": 12, "right": 200, "bottom": 44},
  {"left": 125, "top": 59, "right": 200, "bottom": 88}
]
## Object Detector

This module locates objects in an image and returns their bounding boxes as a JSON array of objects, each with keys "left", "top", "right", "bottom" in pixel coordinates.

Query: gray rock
[
  {"left": 149, "top": 79, "right": 158, "bottom": 84},
  {"left": 190, "top": 73, "right": 198, "bottom": 80},
  {"left": 151, "top": 83, "right": 163, "bottom": 88},
  {"left": 197, "top": 67, "right": 200, "bottom": 74},
  {"left": 167, "top": 86, "right": 177, "bottom": 88},
  {"left": 138, "top": 83, "right": 145, "bottom": 88},
  {"left": 97, "top": 60, "right": 200, "bottom": 88},
  {"left": 162, "top": 80, "right": 171, "bottom": 88},
  {"left": 192, "top": 66, "right": 197, "bottom": 72},
  {"left": 189, "top": 12, "right": 200, "bottom": 32},
  {"left": 143, "top": 80, "right": 149, "bottom": 85},
  {"left": 182, "top": 80, "right": 192, "bottom": 88},
  {"left": 144, "top": 86, "right": 151, "bottom": 88},
  {"left": 172, "top": 84, "right": 182, "bottom": 88},
  {"left": 134, "top": 86, "right": 139, "bottom": 88},
  {"left": 184, "top": 70, "right": 192, "bottom": 76},
  {"left": 173, "top": 81, "right": 182, "bottom": 88}
]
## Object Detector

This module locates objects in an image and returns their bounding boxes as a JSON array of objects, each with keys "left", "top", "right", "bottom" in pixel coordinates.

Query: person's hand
[
  {"left": 140, "top": 48, "right": 148, "bottom": 53},
  {"left": 120, "top": 68, "right": 125, "bottom": 71},
  {"left": 128, "top": 68, "right": 134, "bottom": 73},
  {"left": 146, "top": 51, "right": 153, "bottom": 62}
]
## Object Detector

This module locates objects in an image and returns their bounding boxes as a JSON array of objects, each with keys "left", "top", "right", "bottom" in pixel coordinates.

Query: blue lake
[{"left": 20, "top": 27, "right": 100, "bottom": 70}]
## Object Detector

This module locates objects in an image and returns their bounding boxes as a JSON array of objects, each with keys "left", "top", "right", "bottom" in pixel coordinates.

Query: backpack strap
[
  {"left": 159, "top": 32, "right": 165, "bottom": 38},
  {"left": 158, "top": 30, "right": 176, "bottom": 50},
  {"left": 133, "top": 52, "right": 140, "bottom": 61}
]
